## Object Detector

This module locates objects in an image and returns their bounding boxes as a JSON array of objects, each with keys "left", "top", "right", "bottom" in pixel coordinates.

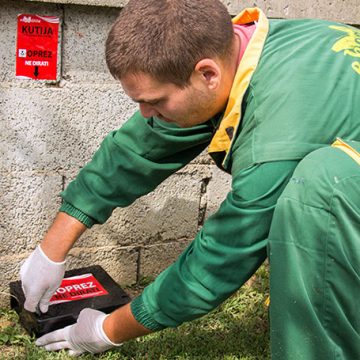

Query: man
[{"left": 20, "top": 0, "right": 360, "bottom": 358}]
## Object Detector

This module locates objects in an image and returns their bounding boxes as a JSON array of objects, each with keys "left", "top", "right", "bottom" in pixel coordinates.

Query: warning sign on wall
[{"left": 16, "top": 14, "right": 60, "bottom": 81}]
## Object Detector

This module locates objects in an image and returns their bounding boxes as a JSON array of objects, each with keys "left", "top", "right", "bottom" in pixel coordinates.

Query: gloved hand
[
  {"left": 20, "top": 245, "right": 66, "bottom": 313},
  {"left": 35, "top": 308, "right": 121, "bottom": 356}
]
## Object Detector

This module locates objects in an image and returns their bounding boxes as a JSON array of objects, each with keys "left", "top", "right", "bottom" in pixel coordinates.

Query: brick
[
  {"left": 63, "top": 5, "right": 119, "bottom": 83},
  {"left": 139, "top": 240, "right": 190, "bottom": 279},
  {"left": 25, "top": 0, "right": 360, "bottom": 23},
  {"left": 205, "top": 165, "right": 231, "bottom": 218},
  {"left": 0, "top": 84, "right": 137, "bottom": 172},
  {"left": 66, "top": 245, "right": 138, "bottom": 285},
  {"left": 226, "top": 0, "right": 360, "bottom": 23},
  {"left": 0, "top": 172, "right": 62, "bottom": 253},
  {"left": 0, "top": 253, "right": 25, "bottom": 308},
  {"left": 74, "top": 171, "right": 203, "bottom": 247},
  {"left": 26, "top": 0, "right": 128, "bottom": 7}
]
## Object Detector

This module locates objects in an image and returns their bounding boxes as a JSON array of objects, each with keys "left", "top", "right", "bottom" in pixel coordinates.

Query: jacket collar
[{"left": 208, "top": 8, "right": 269, "bottom": 169}]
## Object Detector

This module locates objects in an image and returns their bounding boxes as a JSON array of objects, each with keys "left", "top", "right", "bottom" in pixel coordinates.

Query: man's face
[{"left": 120, "top": 71, "right": 223, "bottom": 128}]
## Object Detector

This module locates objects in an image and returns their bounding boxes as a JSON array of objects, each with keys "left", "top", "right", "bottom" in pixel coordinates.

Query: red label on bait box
[
  {"left": 16, "top": 14, "right": 60, "bottom": 80},
  {"left": 50, "top": 273, "right": 108, "bottom": 305}
]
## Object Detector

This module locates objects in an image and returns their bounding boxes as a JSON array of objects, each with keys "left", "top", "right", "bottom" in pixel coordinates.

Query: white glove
[
  {"left": 35, "top": 308, "right": 121, "bottom": 356},
  {"left": 20, "top": 245, "right": 66, "bottom": 313}
]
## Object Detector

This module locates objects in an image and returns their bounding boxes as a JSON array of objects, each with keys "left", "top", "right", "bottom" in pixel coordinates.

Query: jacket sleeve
[
  {"left": 60, "top": 111, "right": 214, "bottom": 227},
  {"left": 131, "top": 160, "right": 299, "bottom": 330}
]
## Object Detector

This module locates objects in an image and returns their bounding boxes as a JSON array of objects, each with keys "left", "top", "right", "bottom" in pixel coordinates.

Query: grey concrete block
[
  {"left": 139, "top": 240, "right": 190, "bottom": 279},
  {"left": 0, "top": 253, "right": 24, "bottom": 308},
  {"left": 190, "top": 148, "right": 213, "bottom": 165},
  {"left": 0, "top": 172, "right": 62, "bottom": 253},
  {"left": 226, "top": 0, "right": 360, "bottom": 23},
  {"left": 67, "top": 245, "right": 138, "bottom": 285},
  {"left": 0, "top": 83, "right": 137, "bottom": 172},
  {"left": 0, "top": 0, "right": 63, "bottom": 83},
  {"left": 74, "top": 171, "right": 203, "bottom": 248},
  {"left": 176, "top": 163, "right": 212, "bottom": 178},
  {"left": 25, "top": 0, "right": 360, "bottom": 23},
  {"left": 205, "top": 165, "right": 231, "bottom": 218},
  {"left": 63, "top": 5, "right": 119, "bottom": 83},
  {"left": 26, "top": 0, "right": 127, "bottom": 7}
]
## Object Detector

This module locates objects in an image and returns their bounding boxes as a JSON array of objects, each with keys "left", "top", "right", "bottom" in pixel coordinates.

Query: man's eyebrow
[{"left": 132, "top": 97, "right": 166, "bottom": 104}]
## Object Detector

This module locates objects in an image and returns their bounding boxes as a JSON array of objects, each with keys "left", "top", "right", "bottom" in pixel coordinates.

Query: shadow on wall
[
  {"left": 92, "top": 194, "right": 200, "bottom": 246},
  {"left": 70, "top": 195, "right": 201, "bottom": 279}
]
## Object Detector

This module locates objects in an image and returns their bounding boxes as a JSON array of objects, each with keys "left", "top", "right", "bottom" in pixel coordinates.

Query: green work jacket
[{"left": 60, "top": 9, "right": 360, "bottom": 330}]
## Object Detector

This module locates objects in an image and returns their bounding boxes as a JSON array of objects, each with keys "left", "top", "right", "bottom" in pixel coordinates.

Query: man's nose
[{"left": 139, "top": 103, "right": 158, "bottom": 118}]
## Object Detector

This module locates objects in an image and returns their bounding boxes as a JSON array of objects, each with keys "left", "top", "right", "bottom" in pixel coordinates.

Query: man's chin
[
  {"left": 157, "top": 116, "right": 173, "bottom": 123},
  {"left": 157, "top": 116, "right": 207, "bottom": 128},
  {"left": 158, "top": 116, "right": 188, "bottom": 128}
]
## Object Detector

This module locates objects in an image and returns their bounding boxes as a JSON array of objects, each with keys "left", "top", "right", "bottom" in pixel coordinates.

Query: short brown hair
[{"left": 105, "top": 0, "right": 234, "bottom": 87}]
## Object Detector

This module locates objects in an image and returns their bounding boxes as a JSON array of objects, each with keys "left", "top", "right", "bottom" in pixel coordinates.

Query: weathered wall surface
[
  {"left": 26, "top": 0, "right": 360, "bottom": 23},
  {"left": 0, "top": 0, "right": 358, "bottom": 307}
]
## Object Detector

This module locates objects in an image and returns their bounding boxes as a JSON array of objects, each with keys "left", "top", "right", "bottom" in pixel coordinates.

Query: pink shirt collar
[{"left": 233, "top": 23, "right": 256, "bottom": 65}]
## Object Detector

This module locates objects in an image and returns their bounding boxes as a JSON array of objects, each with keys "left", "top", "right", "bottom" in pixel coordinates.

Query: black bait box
[{"left": 10, "top": 265, "right": 131, "bottom": 337}]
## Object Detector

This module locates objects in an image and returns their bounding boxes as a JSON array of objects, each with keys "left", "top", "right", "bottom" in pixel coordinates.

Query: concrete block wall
[
  {"left": 0, "top": 0, "right": 358, "bottom": 307},
  {"left": 27, "top": 0, "right": 360, "bottom": 23}
]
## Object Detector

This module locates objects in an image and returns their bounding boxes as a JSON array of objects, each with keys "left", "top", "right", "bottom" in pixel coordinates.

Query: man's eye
[{"left": 149, "top": 99, "right": 165, "bottom": 106}]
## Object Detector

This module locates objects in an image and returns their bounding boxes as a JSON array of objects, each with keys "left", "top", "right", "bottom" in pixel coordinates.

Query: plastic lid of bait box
[{"left": 10, "top": 265, "right": 131, "bottom": 337}]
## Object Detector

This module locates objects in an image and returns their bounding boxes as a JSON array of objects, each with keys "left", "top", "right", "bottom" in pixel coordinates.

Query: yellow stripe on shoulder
[
  {"left": 332, "top": 138, "right": 360, "bottom": 165},
  {"left": 208, "top": 8, "right": 269, "bottom": 165}
]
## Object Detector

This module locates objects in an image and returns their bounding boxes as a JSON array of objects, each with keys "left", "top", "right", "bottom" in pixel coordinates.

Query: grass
[{"left": 0, "top": 266, "right": 269, "bottom": 360}]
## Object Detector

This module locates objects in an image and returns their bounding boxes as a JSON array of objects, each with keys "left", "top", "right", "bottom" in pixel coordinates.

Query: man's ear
[{"left": 193, "top": 58, "right": 221, "bottom": 90}]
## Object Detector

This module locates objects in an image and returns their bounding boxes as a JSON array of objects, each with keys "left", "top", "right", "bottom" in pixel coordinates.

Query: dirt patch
[
  {"left": 0, "top": 318, "right": 13, "bottom": 330},
  {"left": 0, "top": 344, "right": 26, "bottom": 358}
]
